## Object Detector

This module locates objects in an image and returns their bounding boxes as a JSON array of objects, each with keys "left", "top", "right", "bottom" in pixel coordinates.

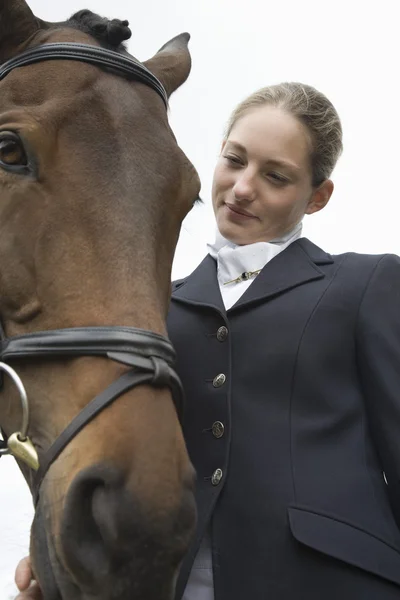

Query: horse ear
[
  {"left": 142, "top": 33, "right": 192, "bottom": 99},
  {"left": 0, "top": 0, "right": 40, "bottom": 62}
]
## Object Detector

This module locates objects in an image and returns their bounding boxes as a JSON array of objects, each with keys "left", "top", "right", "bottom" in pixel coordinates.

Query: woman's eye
[
  {"left": 224, "top": 155, "right": 243, "bottom": 166},
  {"left": 0, "top": 135, "right": 28, "bottom": 168},
  {"left": 268, "top": 172, "right": 288, "bottom": 184}
]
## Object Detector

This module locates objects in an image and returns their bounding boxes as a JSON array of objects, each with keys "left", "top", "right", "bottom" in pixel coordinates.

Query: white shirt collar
[
  {"left": 207, "top": 221, "right": 301, "bottom": 258},
  {"left": 206, "top": 222, "right": 303, "bottom": 310},
  {"left": 207, "top": 222, "right": 302, "bottom": 283}
]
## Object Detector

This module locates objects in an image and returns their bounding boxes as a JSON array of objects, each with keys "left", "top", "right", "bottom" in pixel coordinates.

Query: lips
[{"left": 225, "top": 203, "right": 257, "bottom": 219}]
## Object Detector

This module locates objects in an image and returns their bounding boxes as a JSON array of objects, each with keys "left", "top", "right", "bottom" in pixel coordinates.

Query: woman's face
[{"left": 212, "top": 105, "right": 333, "bottom": 245}]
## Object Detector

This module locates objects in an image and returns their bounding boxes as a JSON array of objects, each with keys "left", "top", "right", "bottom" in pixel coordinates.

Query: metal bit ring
[{"left": 0, "top": 362, "right": 30, "bottom": 453}]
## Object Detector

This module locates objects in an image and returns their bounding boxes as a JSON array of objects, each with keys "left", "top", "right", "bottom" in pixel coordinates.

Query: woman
[{"left": 15, "top": 83, "right": 400, "bottom": 599}]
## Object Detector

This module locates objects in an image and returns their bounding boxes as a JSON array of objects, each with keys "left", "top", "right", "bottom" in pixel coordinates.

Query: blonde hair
[{"left": 225, "top": 82, "right": 343, "bottom": 186}]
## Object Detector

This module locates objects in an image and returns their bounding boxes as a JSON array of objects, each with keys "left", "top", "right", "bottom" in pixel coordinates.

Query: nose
[
  {"left": 232, "top": 168, "right": 257, "bottom": 203},
  {"left": 59, "top": 463, "right": 196, "bottom": 598}
]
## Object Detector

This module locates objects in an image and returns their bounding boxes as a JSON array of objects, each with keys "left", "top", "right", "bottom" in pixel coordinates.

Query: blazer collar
[
  {"left": 171, "top": 255, "right": 224, "bottom": 313},
  {"left": 171, "top": 238, "right": 333, "bottom": 313}
]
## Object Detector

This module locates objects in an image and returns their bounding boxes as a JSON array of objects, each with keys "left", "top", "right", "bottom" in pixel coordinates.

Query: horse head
[{"left": 0, "top": 2, "right": 200, "bottom": 598}]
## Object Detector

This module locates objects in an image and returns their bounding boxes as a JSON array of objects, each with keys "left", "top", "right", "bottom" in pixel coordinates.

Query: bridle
[
  {"left": 0, "top": 328, "right": 183, "bottom": 505},
  {"left": 0, "top": 42, "right": 168, "bottom": 107},
  {"left": 0, "top": 43, "right": 181, "bottom": 506}
]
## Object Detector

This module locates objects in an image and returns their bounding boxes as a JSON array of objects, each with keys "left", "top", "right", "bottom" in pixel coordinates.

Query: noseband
[{"left": 0, "top": 43, "right": 180, "bottom": 505}]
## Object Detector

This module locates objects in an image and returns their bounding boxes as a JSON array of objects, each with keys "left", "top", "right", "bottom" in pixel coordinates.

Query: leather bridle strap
[
  {"left": 0, "top": 42, "right": 168, "bottom": 108},
  {"left": 32, "top": 364, "right": 180, "bottom": 506},
  {"left": 1, "top": 327, "right": 177, "bottom": 362},
  {"left": 0, "top": 326, "right": 183, "bottom": 503}
]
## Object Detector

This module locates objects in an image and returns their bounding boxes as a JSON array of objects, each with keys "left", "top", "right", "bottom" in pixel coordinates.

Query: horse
[{"left": 0, "top": 2, "right": 200, "bottom": 598}]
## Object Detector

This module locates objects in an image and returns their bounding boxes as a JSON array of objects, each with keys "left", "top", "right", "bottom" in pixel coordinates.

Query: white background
[{"left": 1, "top": 0, "right": 400, "bottom": 597}]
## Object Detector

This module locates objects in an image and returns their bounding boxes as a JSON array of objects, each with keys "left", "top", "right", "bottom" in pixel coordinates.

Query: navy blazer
[{"left": 168, "top": 238, "right": 400, "bottom": 600}]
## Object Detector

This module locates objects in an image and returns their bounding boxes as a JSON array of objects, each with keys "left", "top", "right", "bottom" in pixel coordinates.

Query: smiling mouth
[{"left": 225, "top": 203, "right": 257, "bottom": 218}]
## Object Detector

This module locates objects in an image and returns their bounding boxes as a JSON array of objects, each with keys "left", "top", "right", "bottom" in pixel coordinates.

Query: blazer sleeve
[{"left": 356, "top": 253, "right": 400, "bottom": 525}]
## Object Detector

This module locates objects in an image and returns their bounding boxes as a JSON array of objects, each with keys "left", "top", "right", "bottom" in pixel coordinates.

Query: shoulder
[
  {"left": 299, "top": 238, "right": 399, "bottom": 271},
  {"left": 297, "top": 239, "right": 400, "bottom": 293},
  {"left": 332, "top": 250, "right": 399, "bottom": 263},
  {"left": 331, "top": 250, "right": 400, "bottom": 276},
  {"left": 327, "top": 251, "right": 400, "bottom": 307},
  {"left": 355, "top": 253, "right": 400, "bottom": 327}
]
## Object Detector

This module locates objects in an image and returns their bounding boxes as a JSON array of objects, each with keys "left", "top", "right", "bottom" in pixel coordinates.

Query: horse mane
[{"left": 66, "top": 10, "right": 132, "bottom": 51}]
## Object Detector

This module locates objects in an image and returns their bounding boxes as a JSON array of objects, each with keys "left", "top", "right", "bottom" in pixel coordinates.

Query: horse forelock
[{"left": 65, "top": 9, "right": 132, "bottom": 52}]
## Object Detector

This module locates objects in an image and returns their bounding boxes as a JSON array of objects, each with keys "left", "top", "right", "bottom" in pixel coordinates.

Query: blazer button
[
  {"left": 216, "top": 326, "right": 228, "bottom": 342},
  {"left": 213, "top": 373, "right": 226, "bottom": 388},
  {"left": 211, "top": 468, "right": 223, "bottom": 486},
  {"left": 212, "top": 421, "right": 225, "bottom": 438}
]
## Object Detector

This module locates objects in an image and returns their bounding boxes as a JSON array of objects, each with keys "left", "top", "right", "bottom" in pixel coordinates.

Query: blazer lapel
[
  {"left": 229, "top": 238, "right": 333, "bottom": 312},
  {"left": 171, "top": 255, "right": 225, "bottom": 314}
]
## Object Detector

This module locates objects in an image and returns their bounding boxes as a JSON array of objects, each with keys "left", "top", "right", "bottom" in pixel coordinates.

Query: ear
[
  {"left": 305, "top": 179, "right": 334, "bottom": 215},
  {"left": 143, "top": 33, "right": 192, "bottom": 98},
  {"left": 0, "top": 0, "right": 40, "bottom": 62}
]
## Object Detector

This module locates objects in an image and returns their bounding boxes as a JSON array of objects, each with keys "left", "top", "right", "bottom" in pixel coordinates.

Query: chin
[{"left": 217, "top": 221, "right": 252, "bottom": 246}]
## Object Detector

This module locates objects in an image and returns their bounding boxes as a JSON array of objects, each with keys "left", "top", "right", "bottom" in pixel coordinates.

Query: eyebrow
[{"left": 226, "top": 141, "right": 302, "bottom": 172}]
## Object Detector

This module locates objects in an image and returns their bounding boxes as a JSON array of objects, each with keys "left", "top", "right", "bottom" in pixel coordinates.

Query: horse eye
[{"left": 0, "top": 133, "right": 28, "bottom": 168}]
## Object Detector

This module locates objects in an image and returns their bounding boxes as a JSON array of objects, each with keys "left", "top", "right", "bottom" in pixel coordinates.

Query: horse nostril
[
  {"left": 60, "top": 466, "right": 117, "bottom": 588},
  {"left": 59, "top": 463, "right": 196, "bottom": 598},
  {"left": 91, "top": 476, "right": 124, "bottom": 549}
]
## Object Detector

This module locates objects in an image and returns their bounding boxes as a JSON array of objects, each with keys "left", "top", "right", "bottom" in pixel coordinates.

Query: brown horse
[{"left": 0, "top": 1, "right": 200, "bottom": 598}]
